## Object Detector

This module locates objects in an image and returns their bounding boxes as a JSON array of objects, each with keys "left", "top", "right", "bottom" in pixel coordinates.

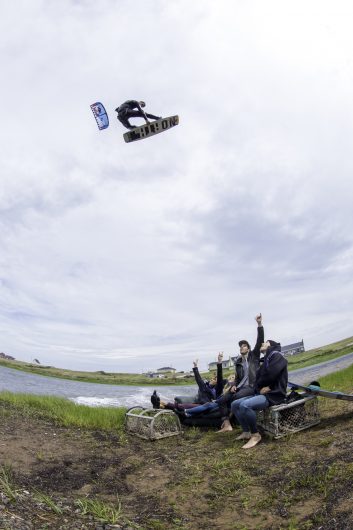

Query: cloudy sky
[{"left": 1, "top": 0, "right": 352, "bottom": 372}]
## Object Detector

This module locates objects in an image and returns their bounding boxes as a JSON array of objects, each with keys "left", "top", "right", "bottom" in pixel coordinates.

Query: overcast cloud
[{"left": 0, "top": 0, "right": 352, "bottom": 372}]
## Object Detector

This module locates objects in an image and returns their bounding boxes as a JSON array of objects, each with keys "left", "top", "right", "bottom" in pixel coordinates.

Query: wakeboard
[
  {"left": 288, "top": 382, "right": 353, "bottom": 402},
  {"left": 123, "top": 115, "right": 179, "bottom": 143}
]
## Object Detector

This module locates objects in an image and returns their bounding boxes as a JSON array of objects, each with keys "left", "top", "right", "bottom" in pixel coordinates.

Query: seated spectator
[
  {"left": 231, "top": 339, "right": 288, "bottom": 449},
  {"left": 171, "top": 315, "right": 264, "bottom": 425},
  {"left": 151, "top": 353, "right": 228, "bottom": 412},
  {"left": 218, "top": 313, "right": 264, "bottom": 432}
]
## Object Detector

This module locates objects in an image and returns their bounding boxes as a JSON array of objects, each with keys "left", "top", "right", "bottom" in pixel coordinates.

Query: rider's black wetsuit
[{"left": 116, "top": 100, "right": 160, "bottom": 129}]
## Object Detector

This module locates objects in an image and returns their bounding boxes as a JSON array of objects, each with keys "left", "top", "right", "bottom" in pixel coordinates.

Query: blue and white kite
[{"left": 90, "top": 102, "right": 109, "bottom": 130}]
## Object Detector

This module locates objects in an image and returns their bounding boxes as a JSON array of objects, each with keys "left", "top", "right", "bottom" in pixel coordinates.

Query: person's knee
[
  {"left": 239, "top": 401, "right": 252, "bottom": 413},
  {"left": 231, "top": 402, "right": 240, "bottom": 414}
]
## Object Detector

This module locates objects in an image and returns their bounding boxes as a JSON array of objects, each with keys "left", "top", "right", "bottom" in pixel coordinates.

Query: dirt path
[{"left": 0, "top": 398, "right": 353, "bottom": 530}]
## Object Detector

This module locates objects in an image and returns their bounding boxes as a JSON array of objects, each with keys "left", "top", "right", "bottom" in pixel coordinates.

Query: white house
[
  {"left": 156, "top": 366, "right": 176, "bottom": 374},
  {"left": 208, "top": 357, "right": 234, "bottom": 371},
  {"left": 145, "top": 372, "right": 165, "bottom": 379}
]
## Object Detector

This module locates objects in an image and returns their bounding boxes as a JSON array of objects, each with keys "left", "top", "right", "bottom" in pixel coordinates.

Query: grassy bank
[
  {"left": 316, "top": 362, "right": 353, "bottom": 392},
  {"left": 0, "top": 362, "right": 351, "bottom": 432},
  {"left": 0, "top": 364, "right": 352, "bottom": 529},
  {"left": 0, "top": 391, "right": 126, "bottom": 432},
  {"left": 1, "top": 335, "right": 352, "bottom": 386}
]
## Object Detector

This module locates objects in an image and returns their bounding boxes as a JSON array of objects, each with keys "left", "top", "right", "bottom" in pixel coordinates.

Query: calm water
[
  {"left": 0, "top": 365, "right": 196, "bottom": 408},
  {"left": 1, "top": 352, "right": 352, "bottom": 408}
]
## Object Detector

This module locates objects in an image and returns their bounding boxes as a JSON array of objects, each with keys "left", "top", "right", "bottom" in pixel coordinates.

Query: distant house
[
  {"left": 208, "top": 357, "right": 234, "bottom": 371},
  {"left": 282, "top": 340, "right": 305, "bottom": 356},
  {"left": 0, "top": 352, "right": 15, "bottom": 361},
  {"left": 156, "top": 367, "right": 176, "bottom": 374},
  {"left": 146, "top": 372, "right": 165, "bottom": 379}
]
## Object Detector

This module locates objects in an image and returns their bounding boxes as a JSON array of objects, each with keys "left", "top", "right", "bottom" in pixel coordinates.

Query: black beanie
[{"left": 238, "top": 340, "right": 251, "bottom": 349}]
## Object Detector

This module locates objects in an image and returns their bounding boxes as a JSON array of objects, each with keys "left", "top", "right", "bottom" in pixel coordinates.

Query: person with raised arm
[
  {"left": 231, "top": 338, "right": 288, "bottom": 449},
  {"left": 217, "top": 313, "right": 264, "bottom": 432}
]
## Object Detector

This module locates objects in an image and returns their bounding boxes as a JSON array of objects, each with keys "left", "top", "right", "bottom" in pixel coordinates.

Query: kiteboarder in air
[{"left": 115, "top": 100, "right": 161, "bottom": 130}]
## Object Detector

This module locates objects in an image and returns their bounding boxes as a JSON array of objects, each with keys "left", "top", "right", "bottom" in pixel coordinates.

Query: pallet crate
[
  {"left": 256, "top": 396, "right": 320, "bottom": 438},
  {"left": 125, "top": 407, "right": 182, "bottom": 440}
]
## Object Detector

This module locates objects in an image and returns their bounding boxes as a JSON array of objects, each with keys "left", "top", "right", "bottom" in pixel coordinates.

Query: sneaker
[
  {"left": 151, "top": 391, "right": 160, "bottom": 409},
  {"left": 241, "top": 432, "right": 262, "bottom": 449}
]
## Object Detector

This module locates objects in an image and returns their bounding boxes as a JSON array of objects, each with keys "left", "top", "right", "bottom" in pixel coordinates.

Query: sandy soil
[{"left": 0, "top": 399, "right": 352, "bottom": 530}]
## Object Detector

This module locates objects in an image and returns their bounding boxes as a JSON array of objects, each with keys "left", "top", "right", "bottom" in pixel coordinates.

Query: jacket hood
[{"left": 267, "top": 340, "right": 281, "bottom": 353}]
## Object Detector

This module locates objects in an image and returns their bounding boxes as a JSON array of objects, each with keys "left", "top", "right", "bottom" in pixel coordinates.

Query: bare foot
[
  {"left": 217, "top": 420, "right": 233, "bottom": 433},
  {"left": 235, "top": 431, "right": 251, "bottom": 440},
  {"left": 241, "top": 432, "right": 262, "bottom": 449}
]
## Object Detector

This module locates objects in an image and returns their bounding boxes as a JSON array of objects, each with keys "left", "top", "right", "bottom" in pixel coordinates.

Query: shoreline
[
  {"left": 1, "top": 336, "right": 352, "bottom": 387},
  {"left": 0, "top": 365, "right": 352, "bottom": 529}
]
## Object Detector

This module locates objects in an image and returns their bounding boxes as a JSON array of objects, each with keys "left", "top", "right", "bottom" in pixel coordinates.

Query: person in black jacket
[
  {"left": 115, "top": 100, "right": 161, "bottom": 130},
  {"left": 192, "top": 355, "right": 227, "bottom": 403},
  {"left": 174, "top": 354, "right": 227, "bottom": 406},
  {"left": 217, "top": 313, "right": 264, "bottom": 432},
  {"left": 231, "top": 339, "right": 288, "bottom": 449}
]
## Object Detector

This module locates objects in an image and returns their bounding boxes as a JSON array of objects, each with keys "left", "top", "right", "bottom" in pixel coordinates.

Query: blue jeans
[
  {"left": 186, "top": 401, "right": 219, "bottom": 416},
  {"left": 230, "top": 395, "right": 269, "bottom": 434}
]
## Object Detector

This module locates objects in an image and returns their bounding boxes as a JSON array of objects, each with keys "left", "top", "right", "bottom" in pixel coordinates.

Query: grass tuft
[
  {"left": 34, "top": 490, "right": 63, "bottom": 515},
  {"left": 0, "top": 464, "right": 18, "bottom": 502},
  {"left": 75, "top": 497, "right": 122, "bottom": 524},
  {"left": 0, "top": 391, "right": 126, "bottom": 431}
]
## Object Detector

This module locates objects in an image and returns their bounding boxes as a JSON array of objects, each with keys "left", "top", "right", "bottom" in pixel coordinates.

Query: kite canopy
[{"left": 90, "top": 102, "right": 109, "bottom": 130}]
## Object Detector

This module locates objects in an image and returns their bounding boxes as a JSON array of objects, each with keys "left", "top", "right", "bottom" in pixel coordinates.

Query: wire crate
[
  {"left": 125, "top": 407, "right": 182, "bottom": 440},
  {"left": 256, "top": 396, "right": 320, "bottom": 438}
]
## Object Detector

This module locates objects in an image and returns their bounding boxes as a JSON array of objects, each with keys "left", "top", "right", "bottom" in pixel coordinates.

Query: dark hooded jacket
[
  {"left": 192, "top": 363, "right": 227, "bottom": 404},
  {"left": 234, "top": 325, "right": 264, "bottom": 388},
  {"left": 255, "top": 341, "right": 288, "bottom": 405}
]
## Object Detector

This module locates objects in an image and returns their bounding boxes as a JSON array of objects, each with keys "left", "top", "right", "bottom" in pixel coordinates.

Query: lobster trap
[
  {"left": 256, "top": 396, "right": 320, "bottom": 438},
  {"left": 125, "top": 407, "right": 182, "bottom": 440}
]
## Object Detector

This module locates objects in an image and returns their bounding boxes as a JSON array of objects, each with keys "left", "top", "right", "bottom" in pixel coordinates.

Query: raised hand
[
  {"left": 255, "top": 313, "right": 262, "bottom": 325},
  {"left": 218, "top": 351, "right": 224, "bottom": 363},
  {"left": 193, "top": 359, "right": 198, "bottom": 368}
]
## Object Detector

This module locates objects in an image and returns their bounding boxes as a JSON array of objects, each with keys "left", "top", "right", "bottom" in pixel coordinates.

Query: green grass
[
  {"left": 0, "top": 391, "right": 126, "bottom": 431},
  {"left": 317, "top": 362, "right": 353, "bottom": 391},
  {"left": 34, "top": 490, "right": 63, "bottom": 515},
  {"left": 0, "top": 358, "right": 194, "bottom": 386},
  {"left": 0, "top": 464, "right": 18, "bottom": 502},
  {"left": 75, "top": 497, "right": 123, "bottom": 525}
]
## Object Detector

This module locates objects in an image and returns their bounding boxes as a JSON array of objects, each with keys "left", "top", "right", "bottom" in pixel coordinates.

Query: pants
[
  {"left": 118, "top": 110, "right": 160, "bottom": 129},
  {"left": 216, "top": 386, "right": 255, "bottom": 418},
  {"left": 231, "top": 394, "right": 269, "bottom": 434},
  {"left": 186, "top": 386, "right": 255, "bottom": 418},
  {"left": 164, "top": 402, "right": 199, "bottom": 411},
  {"left": 184, "top": 401, "right": 219, "bottom": 416}
]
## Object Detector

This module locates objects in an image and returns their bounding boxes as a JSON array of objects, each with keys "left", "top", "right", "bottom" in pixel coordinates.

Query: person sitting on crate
[
  {"left": 216, "top": 313, "right": 265, "bottom": 432},
  {"left": 231, "top": 339, "right": 288, "bottom": 449},
  {"left": 150, "top": 354, "right": 233, "bottom": 428},
  {"left": 180, "top": 313, "right": 264, "bottom": 430}
]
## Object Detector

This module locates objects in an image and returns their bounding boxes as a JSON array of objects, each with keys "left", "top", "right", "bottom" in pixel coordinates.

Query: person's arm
[
  {"left": 215, "top": 352, "right": 224, "bottom": 397},
  {"left": 136, "top": 101, "right": 149, "bottom": 123},
  {"left": 192, "top": 359, "right": 206, "bottom": 391},
  {"left": 252, "top": 313, "right": 264, "bottom": 358}
]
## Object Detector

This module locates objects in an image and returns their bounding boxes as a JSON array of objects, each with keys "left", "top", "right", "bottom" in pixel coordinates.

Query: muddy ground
[{"left": 0, "top": 399, "right": 352, "bottom": 530}]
